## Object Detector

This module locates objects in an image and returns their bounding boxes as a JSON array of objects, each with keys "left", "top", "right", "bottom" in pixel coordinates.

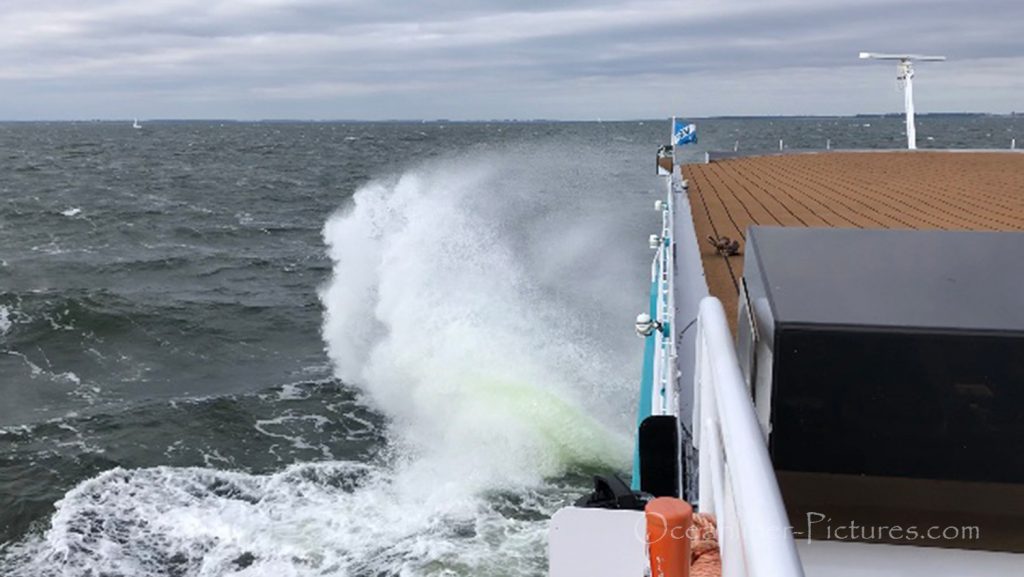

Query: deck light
[{"left": 635, "top": 313, "right": 662, "bottom": 337}]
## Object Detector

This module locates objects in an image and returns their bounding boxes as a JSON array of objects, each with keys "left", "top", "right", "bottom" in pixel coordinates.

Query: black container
[{"left": 739, "top": 226, "right": 1024, "bottom": 484}]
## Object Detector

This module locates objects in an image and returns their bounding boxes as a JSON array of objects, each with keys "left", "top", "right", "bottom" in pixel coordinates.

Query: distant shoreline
[{"left": 0, "top": 112, "right": 1017, "bottom": 123}]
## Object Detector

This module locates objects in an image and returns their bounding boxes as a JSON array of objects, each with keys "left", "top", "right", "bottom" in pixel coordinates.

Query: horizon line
[{"left": 0, "top": 112, "right": 1017, "bottom": 123}]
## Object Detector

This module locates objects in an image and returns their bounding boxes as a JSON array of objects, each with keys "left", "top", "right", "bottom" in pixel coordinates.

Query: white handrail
[
  {"left": 648, "top": 180, "right": 678, "bottom": 418},
  {"left": 694, "top": 297, "right": 804, "bottom": 577},
  {"left": 656, "top": 183, "right": 677, "bottom": 416}
]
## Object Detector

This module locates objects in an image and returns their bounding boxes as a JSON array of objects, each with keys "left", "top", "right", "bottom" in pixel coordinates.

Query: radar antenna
[{"left": 859, "top": 52, "right": 946, "bottom": 150}]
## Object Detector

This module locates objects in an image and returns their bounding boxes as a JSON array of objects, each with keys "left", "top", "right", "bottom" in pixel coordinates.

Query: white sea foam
[
  {"left": 0, "top": 305, "right": 12, "bottom": 335},
  {"left": 255, "top": 414, "right": 334, "bottom": 458},
  {"left": 4, "top": 350, "right": 45, "bottom": 377},
  {"left": 1, "top": 462, "right": 580, "bottom": 576},
  {"left": 276, "top": 382, "right": 310, "bottom": 400}
]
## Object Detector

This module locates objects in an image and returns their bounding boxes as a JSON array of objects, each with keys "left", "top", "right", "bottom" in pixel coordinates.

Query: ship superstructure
[{"left": 549, "top": 129, "right": 1024, "bottom": 576}]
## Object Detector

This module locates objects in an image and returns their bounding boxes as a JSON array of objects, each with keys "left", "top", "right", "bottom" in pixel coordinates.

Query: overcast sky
[{"left": 2, "top": 0, "right": 1021, "bottom": 120}]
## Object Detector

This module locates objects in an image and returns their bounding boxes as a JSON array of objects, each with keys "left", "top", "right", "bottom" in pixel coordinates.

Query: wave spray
[{"left": 1, "top": 148, "right": 641, "bottom": 576}]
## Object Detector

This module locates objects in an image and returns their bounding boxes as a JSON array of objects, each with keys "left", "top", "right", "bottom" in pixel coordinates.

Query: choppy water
[{"left": 1, "top": 116, "right": 1020, "bottom": 576}]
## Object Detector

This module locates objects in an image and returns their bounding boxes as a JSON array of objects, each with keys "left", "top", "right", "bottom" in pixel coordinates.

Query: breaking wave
[{"left": 1, "top": 150, "right": 639, "bottom": 576}]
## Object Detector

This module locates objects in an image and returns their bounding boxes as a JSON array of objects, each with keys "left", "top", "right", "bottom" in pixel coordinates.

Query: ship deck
[{"left": 680, "top": 150, "right": 1024, "bottom": 328}]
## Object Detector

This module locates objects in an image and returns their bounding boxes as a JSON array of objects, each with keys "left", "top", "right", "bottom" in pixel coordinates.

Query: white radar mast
[{"left": 859, "top": 52, "right": 946, "bottom": 150}]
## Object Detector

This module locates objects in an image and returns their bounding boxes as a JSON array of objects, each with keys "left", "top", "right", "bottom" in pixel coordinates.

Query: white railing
[
  {"left": 694, "top": 297, "right": 804, "bottom": 577},
  {"left": 633, "top": 174, "right": 682, "bottom": 492},
  {"left": 652, "top": 179, "right": 678, "bottom": 416}
]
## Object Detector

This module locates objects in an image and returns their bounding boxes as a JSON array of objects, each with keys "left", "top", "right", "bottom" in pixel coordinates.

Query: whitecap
[{"left": 0, "top": 305, "right": 12, "bottom": 335}]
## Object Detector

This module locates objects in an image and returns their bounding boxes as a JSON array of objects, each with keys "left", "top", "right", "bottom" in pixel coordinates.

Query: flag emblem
[{"left": 673, "top": 119, "right": 697, "bottom": 146}]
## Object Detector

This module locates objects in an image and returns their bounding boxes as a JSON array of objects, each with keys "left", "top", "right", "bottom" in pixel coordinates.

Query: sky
[{"left": 1, "top": 0, "right": 1022, "bottom": 120}]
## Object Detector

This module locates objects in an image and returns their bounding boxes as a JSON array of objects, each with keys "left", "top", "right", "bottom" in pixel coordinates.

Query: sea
[{"left": 0, "top": 115, "right": 1020, "bottom": 576}]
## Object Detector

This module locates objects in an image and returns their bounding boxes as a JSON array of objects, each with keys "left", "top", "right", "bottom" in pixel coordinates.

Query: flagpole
[{"left": 670, "top": 116, "right": 677, "bottom": 166}]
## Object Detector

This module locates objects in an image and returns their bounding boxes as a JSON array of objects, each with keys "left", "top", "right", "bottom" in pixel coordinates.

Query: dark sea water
[{"left": 0, "top": 116, "right": 1020, "bottom": 576}]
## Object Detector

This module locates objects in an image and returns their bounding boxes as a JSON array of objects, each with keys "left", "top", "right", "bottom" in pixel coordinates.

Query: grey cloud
[{"left": 1, "top": 0, "right": 1022, "bottom": 119}]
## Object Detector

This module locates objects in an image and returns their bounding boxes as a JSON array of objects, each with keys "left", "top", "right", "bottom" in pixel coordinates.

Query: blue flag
[{"left": 672, "top": 119, "right": 697, "bottom": 146}]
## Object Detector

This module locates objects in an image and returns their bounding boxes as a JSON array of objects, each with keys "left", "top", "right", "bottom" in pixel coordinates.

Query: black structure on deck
[{"left": 741, "top": 226, "right": 1024, "bottom": 484}]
